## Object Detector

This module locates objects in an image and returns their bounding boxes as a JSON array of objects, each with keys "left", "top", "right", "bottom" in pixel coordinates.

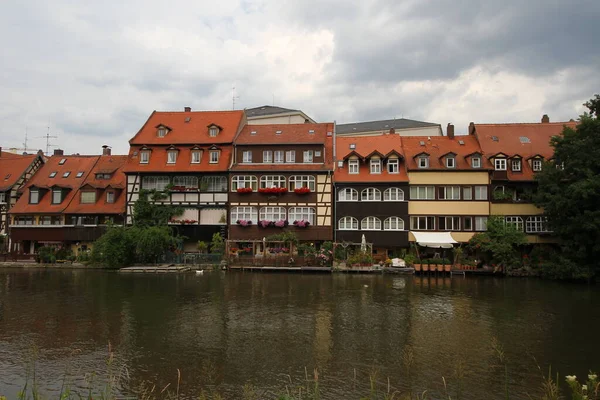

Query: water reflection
[{"left": 0, "top": 270, "right": 598, "bottom": 399}]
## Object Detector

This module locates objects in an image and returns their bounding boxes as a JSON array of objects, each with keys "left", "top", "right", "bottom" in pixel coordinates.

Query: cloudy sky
[{"left": 1, "top": 0, "right": 599, "bottom": 155}]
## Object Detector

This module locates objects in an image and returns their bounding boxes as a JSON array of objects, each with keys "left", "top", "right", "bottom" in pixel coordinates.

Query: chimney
[
  {"left": 54, "top": 149, "right": 64, "bottom": 156},
  {"left": 468, "top": 122, "right": 475, "bottom": 135},
  {"left": 447, "top": 123, "right": 455, "bottom": 139},
  {"left": 37, "top": 150, "right": 44, "bottom": 157},
  {"left": 102, "top": 145, "right": 111, "bottom": 156},
  {"left": 0, "top": 146, "right": 2, "bottom": 157},
  {"left": 541, "top": 114, "right": 550, "bottom": 123},
  {"left": 389, "top": 127, "right": 395, "bottom": 135},
  {"left": 184, "top": 106, "right": 191, "bottom": 112}
]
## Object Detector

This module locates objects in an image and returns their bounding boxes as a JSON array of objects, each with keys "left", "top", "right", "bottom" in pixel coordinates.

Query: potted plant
[
  {"left": 258, "top": 187, "right": 288, "bottom": 195},
  {"left": 258, "top": 220, "right": 273, "bottom": 228},
  {"left": 237, "top": 187, "right": 253, "bottom": 194},
  {"left": 423, "top": 259, "right": 430, "bottom": 272},
  {"left": 293, "top": 220, "right": 310, "bottom": 228},
  {"left": 294, "top": 187, "right": 311, "bottom": 195},
  {"left": 236, "top": 219, "right": 253, "bottom": 226},
  {"left": 197, "top": 241, "right": 208, "bottom": 253},
  {"left": 274, "top": 219, "right": 288, "bottom": 228}
]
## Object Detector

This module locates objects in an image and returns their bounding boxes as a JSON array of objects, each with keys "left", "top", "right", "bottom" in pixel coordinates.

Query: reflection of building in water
[{"left": 313, "top": 310, "right": 332, "bottom": 366}]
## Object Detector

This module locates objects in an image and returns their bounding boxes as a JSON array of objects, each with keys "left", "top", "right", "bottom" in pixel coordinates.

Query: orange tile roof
[
  {"left": 401, "top": 135, "right": 486, "bottom": 171},
  {"left": 334, "top": 135, "right": 409, "bottom": 182},
  {"left": 235, "top": 123, "right": 334, "bottom": 144},
  {"left": 0, "top": 151, "right": 40, "bottom": 191},
  {"left": 129, "top": 110, "right": 245, "bottom": 145},
  {"left": 474, "top": 121, "right": 577, "bottom": 180},
  {"left": 123, "top": 146, "right": 232, "bottom": 173}
]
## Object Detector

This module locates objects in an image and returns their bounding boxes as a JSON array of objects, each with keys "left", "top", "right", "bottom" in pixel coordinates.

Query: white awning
[{"left": 411, "top": 232, "right": 458, "bottom": 248}]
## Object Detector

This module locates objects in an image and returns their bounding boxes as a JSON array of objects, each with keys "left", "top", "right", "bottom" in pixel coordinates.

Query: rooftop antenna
[
  {"left": 232, "top": 85, "right": 240, "bottom": 110},
  {"left": 38, "top": 126, "right": 58, "bottom": 155}
]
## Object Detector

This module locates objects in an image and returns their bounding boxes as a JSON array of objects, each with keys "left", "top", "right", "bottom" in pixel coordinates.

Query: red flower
[
  {"left": 294, "top": 187, "right": 311, "bottom": 194},
  {"left": 258, "top": 187, "right": 288, "bottom": 194},
  {"left": 237, "top": 187, "right": 253, "bottom": 194}
]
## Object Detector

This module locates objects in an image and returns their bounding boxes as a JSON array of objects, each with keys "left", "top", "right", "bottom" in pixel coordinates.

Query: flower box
[
  {"left": 170, "top": 219, "right": 198, "bottom": 224},
  {"left": 258, "top": 220, "right": 273, "bottom": 228},
  {"left": 237, "top": 188, "right": 253, "bottom": 194},
  {"left": 293, "top": 187, "right": 311, "bottom": 195},
  {"left": 273, "top": 219, "right": 288, "bottom": 228},
  {"left": 293, "top": 220, "right": 311, "bottom": 228},
  {"left": 258, "top": 187, "right": 288, "bottom": 195},
  {"left": 236, "top": 219, "right": 253, "bottom": 226},
  {"left": 171, "top": 186, "right": 197, "bottom": 192}
]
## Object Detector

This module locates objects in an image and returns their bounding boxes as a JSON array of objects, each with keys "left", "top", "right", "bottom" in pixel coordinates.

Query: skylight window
[
  {"left": 63, "top": 171, "right": 71, "bottom": 178},
  {"left": 349, "top": 144, "right": 356, "bottom": 149},
  {"left": 275, "top": 130, "right": 282, "bottom": 135},
  {"left": 76, "top": 171, "right": 84, "bottom": 178},
  {"left": 250, "top": 131, "right": 257, "bottom": 136},
  {"left": 419, "top": 141, "right": 425, "bottom": 146},
  {"left": 4, "top": 174, "right": 11, "bottom": 180},
  {"left": 49, "top": 172, "right": 57, "bottom": 178},
  {"left": 59, "top": 158, "right": 66, "bottom": 165},
  {"left": 458, "top": 140, "right": 465, "bottom": 145},
  {"left": 492, "top": 136, "right": 499, "bottom": 142},
  {"left": 519, "top": 136, "right": 531, "bottom": 143},
  {"left": 308, "top": 129, "right": 315, "bottom": 134}
]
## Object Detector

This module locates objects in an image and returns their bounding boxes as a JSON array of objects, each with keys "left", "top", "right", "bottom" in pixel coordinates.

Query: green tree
[
  {"left": 467, "top": 216, "right": 526, "bottom": 270},
  {"left": 534, "top": 94, "right": 600, "bottom": 281},
  {"left": 132, "top": 189, "right": 183, "bottom": 226},
  {"left": 209, "top": 232, "right": 225, "bottom": 254},
  {"left": 92, "top": 225, "right": 135, "bottom": 268}
]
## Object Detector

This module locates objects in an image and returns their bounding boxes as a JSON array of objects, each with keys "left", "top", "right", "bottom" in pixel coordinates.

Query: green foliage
[
  {"left": 534, "top": 95, "right": 600, "bottom": 281},
  {"left": 132, "top": 189, "right": 183, "bottom": 227},
  {"left": 92, "top": 226, "right": 135, "bottom": 268},
  {"left": 210, "top": 232, "right": 225, "bottom": 254},
  {"left": 347, "top": 251, "right": 374, "bottom": 265},
  {"left": 402, "top": 253, "right": 417, "bottom": 266},
  {"left": 467, "top": 215, "right": 526, "bottom": 270},
  {"left": 266, "top": 230, "right": 299, "bottom": 247},
  {"left": 197, "top": 241, "right": 209, "bottom": 253},
  {"left": 493, "top": 189, "right": 514, "bottom": 201},
  {"left": 37, "top": 246, "right": 56, "bottom": 263},
  {"left": 131, "top": 225, "right": 179, "bottom": 264}
]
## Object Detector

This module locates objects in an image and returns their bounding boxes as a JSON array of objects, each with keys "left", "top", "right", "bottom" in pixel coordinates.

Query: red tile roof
[
  {"left": 474, "top": 121, "right": 577, "bottom": 180},
  {"left": 129, "top": 110, "right": 245, "bottom": 145},
  {"left": 0, "top": 151, "right": 40, "bottom": 191},
  {"left": 334, "top": 135, "right": 409, "bottom": 182},
  {"left": 235, "top": 123, "right": 333, "bottom": 144},
  {"left": 123, "top": 146, "right": 232, "bottom": 173},
  {"left": 401, "top": 135, "right": 486, "bottom": 171}
]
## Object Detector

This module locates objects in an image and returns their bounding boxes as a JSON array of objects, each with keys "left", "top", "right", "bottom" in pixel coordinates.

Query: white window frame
[
  {"left": 472, "top": 157, "right": 481, "bottom": 168},
  {"left": 511, "top": 159, "right": 521, "bottom": 172},
  {"left": 286, "top": 150, "right": 295, "bottom": 163},
  {"left": 338, "top": 188, "right": 358, "bottom": 201},
  {"left": 418, "top": 156, "right": 429, "bottom": 169},
  {"left": 191, "top": 150, "right": 201, "bottom": 164},
  {"left": 348, "top": 159, "right": 359, "bottom": 174},
  {"left": 289, "top": 175, "right": 315, "bottom": 191},
  {"left": 142, "top": 176, "right": 170, "bottom": 191},
  {"left": 446, "top": 156, "right": 455, "bottom": 169},
  {"left": 106, "top": 191, "right": 115, "bottom": 204},
  {"left": 242, "top": 151, "right": 252, "bottom": 163},
  {"left": 383, "top": 187, "right": 404, "bottom": 201},
  {"left": 370, "top": 158, "right": 381, "bottom": 174},
  {"left": 410, "top": 186, "right": 435, "bottom": 200},
  {"left": 209, "top": 151, "right": 219, "bottom": 164},
  {"left": 495, "top": 158, "right": 507, "bottom": 171},
  {"left": 338, "top": 216, "right": 358, "bottom": 230},
  {"left": 263, "top": 151, "right": 273, "bottom": 163},
  {"left": 303, "top": 150, "right": 314, "bottom": 163},
  {"left": 361, "top": 188, "right": 382, "bottom": 201},
  {"left": 438, "top": 186, "right": 461, "bottom": 200},
  {"left": 462, "top": 187, "right": 472, "bottom": 200},
  {"left": 157, "top": 127, "right": 166, "bottom": 137},
  {"left": 30, "top": 190, "right": 39, "bottom": 204},
  {"left": 167, "top": 150, "right": 177, "bottom": 164},
  {"left": 289, "top": 207, "right": 316, "bottom": 225},
  {"left": 505, "top": 216, "right": 524, "bottom": 231},
  {"left": 80, "top": 191, "right": 96, "bottom": 204},
  {"left": 410, "top": 216, "right": 435, "bottom": 230},
  {"left": 231, "top": 206, "right": 257, "bottom": 223},
  {"left": 231, "top": 175, "right": 258, "bottom": 191},
  {"left": 173, "top": 176, "right": 199, "bottom": 189},
  {"left": 140, "top": 150, "right": 150, "bottom": 164},
  {"left": 439, "top": 216, "right": 461, "bottom": 231},
  {"left": 76, "top": 171, "right": 84, "bottom": 178},
  {"left": 201, "top": 176, "right": 228, "bottom": 192},
  {"left": 464, "top": 217, "right": 473, "bottom": 231},
  {"left": 475, "top": 216, "right": 488, "bottom": 231},
  {"left": 52, "top": 189, "right": 62, "bottom": 204},
  {"left": 0, "top": 192, "right": 5, "bottom": 203},
  {"left": 387, "top": 158, "right": 399, "bottom": 173},
  {"left": 384, "top": 217, "right": 404, "bottom": 231},
  {"left": 259, "top": 206, "right": 286, "bottom": 221},
  {"left": 209, "top": 127, "right": 218, "bottom": 137},
  {"left": 274, "top": 150, "right": 284, "bottom": 164},
  {"left": 361, "top": 216, "right": 382, "bottom": 230},
  {"left": 532, "top": 159, "right": 543, "bottom": 172},
  {"left": 474, "top": 186, "right": 488, "bottom": 200},
  {"left": 260, "top": 175, "right": 286, "bottom": 188},
  {"left": 526, "top": 216, "right": 550, "bottom": 233}
]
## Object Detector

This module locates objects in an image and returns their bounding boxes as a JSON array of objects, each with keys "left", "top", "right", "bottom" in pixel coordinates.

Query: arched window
[
  {"left": 259, "top": 207, "right": 286, "bottom": 221},
  {"left": 384, "top": 217, "right": 405, "bottom": 230},
  {"left": 338, "top": 188, "right": 358, "bottom": 201},
  {"left": 338, "top": 216, "right": 358, "bottom": 230},
  {"left": 231, "top": 175, "right": 257, "bottom": 191},
  {"left": 361, "top": 216, "right": 382, "bottom": 230},
  {"left": 384, "top": 188, "right": 404, "bottom": 201},
  {"left": 173, "top": 176, "right": 198, "bottom": 189},
  {"left": 230, "top": 206, "right": 257, "bottom": 223},
  {"left": 361, "top": 188, "right": 381, "bottom": 201},
  {"left": 260, "top": 175, "right": 286, "bottom": 188},
  {"left": 289, "top": 207, "right": 315, "bottom": 224},
  {"left": 289, "top": 175, "right": 315, "bottom": 191}
]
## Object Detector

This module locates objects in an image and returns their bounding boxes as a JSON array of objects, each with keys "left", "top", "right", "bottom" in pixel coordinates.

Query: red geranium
[
  {"left": 294, "top": 187, "right": 311, "bottom": 194},
  {"left": 237, "top": 187, "right": 253, "bottom": 194}
]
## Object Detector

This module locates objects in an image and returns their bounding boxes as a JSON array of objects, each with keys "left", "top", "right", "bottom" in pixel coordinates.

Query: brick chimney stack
[
  {"left": 54, "top": 149, "right": 64, "bottom": 156},
  {"left": 541, "top": 114, "right": 550, "bottom": 123},
  {"left": 447, "top": 123, "right": 455, "bottom": 139},
  {"left": 468, "top": 122, "right": 475, "bottom": 135},
  {"left": 184, "top": 106, "right": 191, "bottom": 112},
  {"left": 102, "top": 145, "right": 111, "bottom": 156},
  {"left": 0, "top": 146, "right": 2, "bottom": 157}
]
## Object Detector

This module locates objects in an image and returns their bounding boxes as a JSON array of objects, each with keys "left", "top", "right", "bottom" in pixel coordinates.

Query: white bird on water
[{"left": 196, "top": 270, "right": 204, "bottom": 275}]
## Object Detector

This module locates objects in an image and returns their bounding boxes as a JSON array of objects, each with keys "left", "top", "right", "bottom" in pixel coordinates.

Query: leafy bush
[
  {"left": 210, "top": 233, "right": 225, "bottom": 254},
  {"left": 197, "top": 241, "right": 208, "bottom": 253},
  {"left": 403, "top": 254, "right": 417, "bottom": 266},
  {"left": 347, "top": 252, "right": 373, "bottom": 265},
  {"left": 92, "top": 226, "right": 135, "bottom": 268},
  {"left": 37, "top": 246, "right": 56, "bottom": 263}
]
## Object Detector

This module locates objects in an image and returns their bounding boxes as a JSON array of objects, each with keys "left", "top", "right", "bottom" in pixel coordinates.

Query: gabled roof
[
  {"left": 473, "top": 120, "right": 577, "bottom": 180},
  {"left": 123, "top": 146, "right": 232, "bottom": 173},
  {"left": 402, "top": 135, "right": 487, "bottom": 171},
  {"left": 334, "top": 135, "right": 409, "bottom": 182},
  {"left": 129, "top": 110, "right": 244, "bottom": 145},
  {"left": 336, "top": 118, "right": 440, "bottom": 135},
  {"left": 0, "top": 151, "right": 41, "bottom": 192},
  {"left": 235, "top": 123, "right": 333, "bottom": 145}
]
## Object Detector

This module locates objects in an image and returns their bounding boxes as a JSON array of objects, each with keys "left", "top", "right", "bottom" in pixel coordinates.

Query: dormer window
[
  {"left": 494, "top": 158, "right": 507, "bottom": 171},
  {"left": 52, "top": 188, "right": 62, "bottom": 204},
  {"left": 106, "top": 191, "right": 115, "bottom": 204},
  {"left": 388, "top": 158, "right": 399, "bottom": 173},
  {"left": 446, "top": 156, "right": 455, "bottom": 169},
  {"left": 512, "top": 159, "right": 521, "bottom": 172},
  {"left": 209, "top": 127, "right": 218, "bottom": 137},
  {"left": 30, "top": 189, "right": 39, "bottom": 204},
  {"left": 370, "top": 158, "right": 381, "bottom": 174},
  {"left": 243, "top": 151, "right": 252, "bottom": 163},
  {"left": 167, "top": 150, "right": 178, "bottom": 164},
  {"left": 96, "top": 173, "right": 111, "bottom": 179},
  {"left": 348, "top": 159, "right": 359, "bottom": 174},
  {"left": 81, "top": 191, "right": 96, "bottom": 204},
  {"left": 140, "top": 150, "right": 150, "bottom": 164},
  {"left": 157, "top": 127, "right": 166, "bottom": 137},
  {"left": 418, "top": 156, "right": 429, "bottom": 169},
  {"left": 533, "top": 159, "right": 543, "bottom": 172},
  {"left": 472, "top": 157, "right": 481, "bottom": 168},
  {"left": 191, "top": 150, "right": 201, "bottom": 164},
  {"left": 209, "top": 150, "right": 219, "bottom": 164}
]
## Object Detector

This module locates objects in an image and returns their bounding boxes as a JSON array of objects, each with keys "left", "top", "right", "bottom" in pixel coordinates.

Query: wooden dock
[
  {"left": 228, "top": 265, "right": 332, "bottom": 273},
  {"left": 120, "top": 265, "right": 191, "bottom": 273}
]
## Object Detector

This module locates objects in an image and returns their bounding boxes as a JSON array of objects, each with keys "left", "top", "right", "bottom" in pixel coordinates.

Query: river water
[{"left": 0, "top": 269, "right": 598, "bottom": 399}]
